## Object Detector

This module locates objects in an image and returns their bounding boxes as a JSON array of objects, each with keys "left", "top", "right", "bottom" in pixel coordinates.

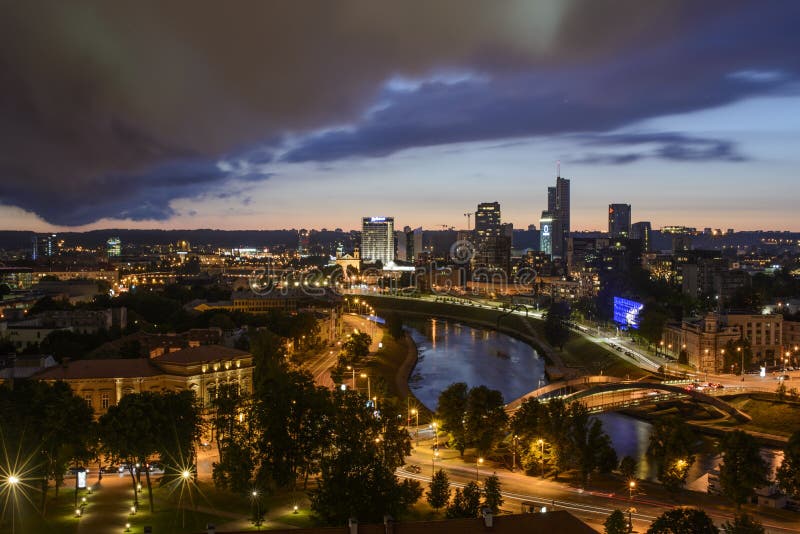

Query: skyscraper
[
  {"left": 473, "top": 202, "right": 509, "bottom": 272},
  {"left": 361, "top": 217, "right": 395, "bottom": 265},
  {"left": 539, "top": 211, "right": 554, "bottom": 257},
  {"left": 631, "top": 221, "right": 652, "bottom": 252},
  {"left": 475, "top": 202, "right": 501, "bottom": 240},
  {"left": 608, "top": 204, "right": 632, "bottom": 238},
  {"left": 544, "top": 175, "right": 569, "bottom": 259},
  {"left": 106, "top": 237, "right": 122, "bottom": 258},
  {"left": 32, "top": 233, "right": 58, "bottom": 260}
]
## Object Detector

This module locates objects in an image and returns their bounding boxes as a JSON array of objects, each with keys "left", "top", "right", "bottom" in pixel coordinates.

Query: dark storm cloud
[
  {"left": 566, "top": 132, "right": 747, "bottom": 165},
  {"left": 282, "top": 1, "right": 800, "bottom": 163},
  {"left": 0, "top": 0, "right": 798, "bottom": 224}
]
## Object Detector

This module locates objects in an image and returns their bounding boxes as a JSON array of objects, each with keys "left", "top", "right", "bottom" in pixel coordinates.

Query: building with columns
[
  {"left": 32, "top": 345, "right": 252, "bottom": 416},
  {"left": 663, "top": 312, "right": 783, "bottom": 373}
]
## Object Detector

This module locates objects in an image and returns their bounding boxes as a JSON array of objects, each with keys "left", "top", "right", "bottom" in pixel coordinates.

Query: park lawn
[
  {"left": 124, "top": 506, "right": 221, "bottom": 534},
  {"left": 3, "top": 488, "right": 83, "bottom": 534},
  {"left": 560, "top": 334, "right": 649, "bottom": 379},
  {"left": 273, "top": 508, "right": 315, "bottom": 528},
  {"left": 725, "top": 395, "right": 800, "bottom": 437}
]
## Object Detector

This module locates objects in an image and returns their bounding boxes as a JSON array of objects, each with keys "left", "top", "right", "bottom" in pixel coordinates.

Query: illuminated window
[{"left": 101, "top": 393, "right": 109, "bottom": 409}]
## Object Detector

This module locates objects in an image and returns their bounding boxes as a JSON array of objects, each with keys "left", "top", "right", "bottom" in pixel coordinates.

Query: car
[
  {"left": 777, "top": 375, "right": 791, "bottom": 380},
  {"left": 100, "top": 465, "right": 119, "bottom": 474},
  {"left": 146, "top": 462, "right": 165, "bottom": 474},
  {"left": 405, "top": 464, "right": 421, "bottom": 474}
]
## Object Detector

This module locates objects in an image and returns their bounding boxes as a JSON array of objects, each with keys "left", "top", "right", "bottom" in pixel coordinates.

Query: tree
[
  {"left": 638, "top": 305, "right": 669, "bottom": 348},
  {"left": 776, "top": 380, "right": 787, "bottom": 401},
  {"left": 0, "top": 380, "right": 95, "bottom": 515},
  {"left": 99, "top": 392, "right": 161, "bottom": 512},
  {"left": 437, "top": 382, "right": 469, "bottom": 455},
  {"left": 646, "top": 508, "right": 718, "bottom": 534},
  {"left": 718, "top": 430, "right": 769, "bottom": 510},
  {"left": 619, "top": 456, "right": 637, "bottom": 480},
  {"left": 426, "top": 469, "right": 450, "bottom": 511},
  {"left": 310, "top": 390, "right": 421, "bottom": 524},
  {"left": 342, "top": 332, "right": 372, "bottom": 364},
  {"left": 604, "top": 509, "right": 628, "bottom": 534},
  {"left": 446, "top": 482, "right": 481, "bottom": 518},
  {"left": 543, "top": 302, "right": 570, "bottom": 350},
  {"left": 647, "top": 416, "right": 697, "bottom": 495},
  {"left": 155, "top": 390, "right": 202, "bottom": 481},
  {"left": 482, "top": 474, "right": 503, "bottom": 514},
  {"left": 724, "top": 339, "right": 752, "bottom": 374},
  {"left": 463, "top": 386, "right": 508, "bottom": 456},
  {"left": 777, "top": 430, "right": 800, "bottom": 498},
  {"left": 250, "top": 329, "right": 334, "bottom": 490},
  {"left": 722, "top": 514, "right": 765, "bottom": 534},
  {"left": 385, "top": 312, "right": 404, "bottom": 339},
  {"left": 568, "top": 402, "right": 617, "bottom": 486},
  {"left": 510, "top": 397, "right": 541, "bottom": 442}
]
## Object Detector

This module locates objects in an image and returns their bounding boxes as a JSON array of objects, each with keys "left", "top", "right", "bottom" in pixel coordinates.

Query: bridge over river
[{"left": 506, "top": 376, "right": 760, "bottom": 423}]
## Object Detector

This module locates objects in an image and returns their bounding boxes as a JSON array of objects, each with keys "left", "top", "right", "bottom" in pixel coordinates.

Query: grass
[
  {"left": 121, "top": 506, "right": 221, "bottom": 534},
  {"left": 560, "top": 334, "right": 649, "bottom": 379},
  {"left": 725, "top": 395, "right": 800, "bottom": 437},
  {"left": 2, "top": 488, "right": 82, "bottom": 534}
]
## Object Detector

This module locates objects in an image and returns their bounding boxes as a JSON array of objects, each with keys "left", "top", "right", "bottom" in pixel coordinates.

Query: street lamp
[
  {"left": 432, "top": 450, "right": 439, "bottom": 479},
  {"left": 626, "top": 507, "right": 637, "bottom": 533},
  {"left": 432, "top": 421, "right": 439, "bottom": 450},
  {"left": 512, "top": 435, "right": 519, "bottom": 471},
  {"left": 410, "top": 409, "right": 419, "bottom": 448},
  {"left": 476, "top": 457, "right": 484, "bottom": 481},
  {"left": 5, "top": 474, "right": 20, "bottom": 534},
  {"left": 737, "top": 346, "right": 743, "bottom": 380},
  {"left": 628, "top": 480, "right": 636, "bottom": 500},
  {"left": 537, "top": 439, "right": 545, "bottom": 477},
  {"left": 360, "top": 373, "right": 371, "bottom": 399},
  {"left": 251, "top": 490, "right": 262, "bottom": 530}
]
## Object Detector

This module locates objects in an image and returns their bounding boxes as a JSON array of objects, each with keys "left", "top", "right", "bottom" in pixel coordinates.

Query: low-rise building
[
  {"left": 32, "top": 345, "right": 252, "bottom": 416},
  {"left": 663, "top": 312, "right": 784, "bottom": 373}
]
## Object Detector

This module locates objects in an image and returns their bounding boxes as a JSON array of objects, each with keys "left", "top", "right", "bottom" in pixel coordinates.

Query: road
[
  {"left": 401, "top": 436, "right": 800, "bottom": 533},
  {"left": 304, "top": 312, "right": 384, "bottom": 389},
  {"left": 348, "top": 290, "right": 800, "bottom": 391}
]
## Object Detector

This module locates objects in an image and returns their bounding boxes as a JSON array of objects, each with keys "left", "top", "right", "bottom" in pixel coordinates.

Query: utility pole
[{"left": 463, "top": 212, "right": 473, "bottom": 231}]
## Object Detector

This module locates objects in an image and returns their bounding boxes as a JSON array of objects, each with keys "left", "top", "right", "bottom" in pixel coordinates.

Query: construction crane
[{"left": 463, "top": 212, "right": 473, "bottom": 231}]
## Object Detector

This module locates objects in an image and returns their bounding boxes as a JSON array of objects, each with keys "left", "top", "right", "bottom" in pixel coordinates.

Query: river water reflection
[
  {"left": 408, "top": 318, "right": 782, "bottom": 484},
  {"left": 408, "top": 318, "right": 546, "bottom": 411}
]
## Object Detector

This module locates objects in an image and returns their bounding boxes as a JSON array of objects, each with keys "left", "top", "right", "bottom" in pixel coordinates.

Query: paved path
[{"left": 77, "top": 475, "right": 136, "bottom": 534}]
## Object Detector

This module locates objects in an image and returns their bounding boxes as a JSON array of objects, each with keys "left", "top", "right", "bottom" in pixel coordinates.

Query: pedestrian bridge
[{"left": 506, "top": 376, "right": 752, "bottom": 423}]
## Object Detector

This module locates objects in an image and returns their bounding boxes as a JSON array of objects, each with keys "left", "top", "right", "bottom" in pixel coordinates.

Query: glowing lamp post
[{"left": 6, "top": 475, "right": 20, "bottom": 534}]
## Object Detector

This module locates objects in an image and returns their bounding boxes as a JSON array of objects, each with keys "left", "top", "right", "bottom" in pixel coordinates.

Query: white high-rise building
[{"left": 361, "top": 217, "right": 395, "bottom": 265}]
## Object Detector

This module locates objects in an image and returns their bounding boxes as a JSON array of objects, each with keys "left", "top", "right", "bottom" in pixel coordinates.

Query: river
[
  {"left": 407, "top": 317, "right": 784, "bottom": 484},
  {"left": 408, "top": 318, "right": 547, "bottom": 411}
]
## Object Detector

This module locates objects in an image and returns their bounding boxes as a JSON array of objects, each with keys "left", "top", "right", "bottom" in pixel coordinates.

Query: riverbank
[
  {"left": 363, "top": 328, "right": 431, "bottom": 418},
  {"left": 364, "top": 295, "right": 647, "bottom": 380},
  {"left": 618, "top": 396, "right": 792, "bottom": 448}
]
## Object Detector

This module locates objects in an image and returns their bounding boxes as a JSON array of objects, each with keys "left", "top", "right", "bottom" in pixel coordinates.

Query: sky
[{"left": 1, "top": 0, "right": 799, "bottom": 233}]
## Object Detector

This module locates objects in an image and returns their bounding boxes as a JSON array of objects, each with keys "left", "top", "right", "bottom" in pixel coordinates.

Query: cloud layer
[{"left": 0, "top": 1, "right": 798, "bottom": 225}]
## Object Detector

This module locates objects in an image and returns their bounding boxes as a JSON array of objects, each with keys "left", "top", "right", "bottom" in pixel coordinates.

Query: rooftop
[
  {"left": 34, "top": 358, "right": 160, "bottom": 380},
  {"left": 153, "top": 344, "right": 249, "bottom": 365}
]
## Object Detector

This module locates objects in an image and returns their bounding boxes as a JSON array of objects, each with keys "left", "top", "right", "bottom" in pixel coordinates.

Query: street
[{"left": 401, "top": 433, "right": 800, "bottom": 533}]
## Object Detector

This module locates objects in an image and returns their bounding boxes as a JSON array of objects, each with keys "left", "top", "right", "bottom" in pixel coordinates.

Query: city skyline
[{"left": 2, "top": 2, "right": 800, "bottom": 233}]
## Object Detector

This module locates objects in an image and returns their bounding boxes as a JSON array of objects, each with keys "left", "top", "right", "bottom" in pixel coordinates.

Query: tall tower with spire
[{"left": 545, "top": 163, "right": 570, "bottom": 259}]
